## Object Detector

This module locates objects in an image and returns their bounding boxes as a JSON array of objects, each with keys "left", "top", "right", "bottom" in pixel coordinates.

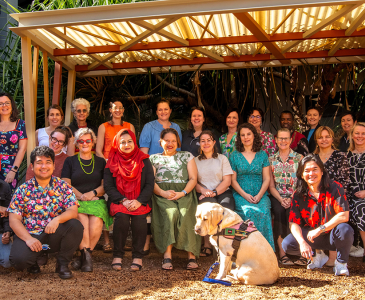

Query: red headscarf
[{"left": 106, "top": 129, "right": 149, "bottom": 200}]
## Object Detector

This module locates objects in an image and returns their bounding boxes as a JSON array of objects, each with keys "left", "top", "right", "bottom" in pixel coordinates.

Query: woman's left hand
[
  {"left": 127, "top": 200, "right": 141, "bottom": 211},
  {"left": 170, "top": 192, "right": 185, "bottom": 201},
  {"left": 354, "top": 190, "right": 365, "bottom": 199},
  {"left": 5, "top": 170, "right": 15, "bottom": 184},
  {"left": 81, "top": 191, "right": 95, "bottom": 201},
  {"left": 253, "top": 194, "right": 262, "bottom": 203}
]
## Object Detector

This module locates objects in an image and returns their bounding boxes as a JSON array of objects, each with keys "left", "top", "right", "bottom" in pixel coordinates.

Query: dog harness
[{"left": 214, "top": 220, "right": 257, "bottom": 262}]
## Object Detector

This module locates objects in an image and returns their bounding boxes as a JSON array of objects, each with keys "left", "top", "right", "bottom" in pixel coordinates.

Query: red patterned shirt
[{"left": 289, "top": 180, "right": 348, "bottom": 228}]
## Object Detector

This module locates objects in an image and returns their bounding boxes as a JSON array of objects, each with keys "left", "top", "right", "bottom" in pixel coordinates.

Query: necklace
[
  {"left": 78, "top": 153, "right": 94, "bottom": 175},
  {"left": 320, "top": 150, "right": 333, "bottom": 162},
  {"left": 0, "top": 122, "right": 12, "bottom": 133}
]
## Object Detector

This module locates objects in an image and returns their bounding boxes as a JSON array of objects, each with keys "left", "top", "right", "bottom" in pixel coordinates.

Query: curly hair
[
  {"left": 247, "top": 107, "right": 264, "bottom": 124},
  {"left": 197, "top": 130, "right": 218, "bottom": 160},
  {"left": 30, "top": 146, "right": 55, "bottom": 165},
  {"left": 0, "top": 92, "right": 20, "bottom": 122},
  {"left": 313, "top": 126, "right": 337, "bottom": 154},
  {"left": 160, "top": 128, "right": 181, "bottom": 148},
  {"left": 235, "top": 123, "right": 262, "bottom": 152},
  {"left": 71, "top": 98, "right": 90, "bottom": 115},
  {"left": 50, "top": 126, "right": 73, "bottom": 146},
  {"left": 74, "top": 127, "right": 97, "bottom": 145}
]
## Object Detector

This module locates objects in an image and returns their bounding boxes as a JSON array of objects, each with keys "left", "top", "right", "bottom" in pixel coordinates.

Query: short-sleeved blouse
[
  {"left": 347, "top": 151, "right": 365, "bottom": 198},
  {"left": 219, "top": 132, "right": 237, "bottom": 158},
  {"left": 269, "top": 149, "right": 301, "bottom": 198},
  {"left": 260, "top": 131, "right": 276, "bottom": 157},
  {"left": 149, "top": 151, "right": 194, "bottom": 184}
]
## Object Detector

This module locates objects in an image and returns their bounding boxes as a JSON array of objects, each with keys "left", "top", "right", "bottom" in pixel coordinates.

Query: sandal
[
  {"left": 142, "top": 249, "right": 150, "bottom": 256},
  {"left": 130, "top": 263, "right": 142, "bottom": 271},
  {"left": 162, "top": 258, "right": 173, "bottom": 270},
  {"left": 293, "top": 256, "right": 308, "bottom": 266},
  {"left": 111, "top": 263, "right": 122, "bottom": 271},
  {"left": 103, "top": 244, "right": 113, "bottom": 253},
  {"left": 187, "top": 258, "right": 199, "bottom": 270},
  {"left": 200, "top": 247, "right": 213, "bottom": 257},
  {"left": 279, "top": 255, "right": 294, "bottom": 265}
]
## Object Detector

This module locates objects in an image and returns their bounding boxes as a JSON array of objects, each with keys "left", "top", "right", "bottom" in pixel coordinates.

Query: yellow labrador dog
[{"left": 195, "top": 203, "right": 279, "bottom": 285}]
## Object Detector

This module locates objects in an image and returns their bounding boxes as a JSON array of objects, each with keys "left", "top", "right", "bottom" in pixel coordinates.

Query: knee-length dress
[
  {"left": 149, "top": 151, "right": 201, "bottom": 257},
  {"left": 229, "top": 150, "right": 275, "bottom": 249}
]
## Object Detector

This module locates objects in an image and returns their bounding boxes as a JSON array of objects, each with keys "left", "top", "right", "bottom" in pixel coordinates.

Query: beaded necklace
[{"left": 78, "top": 153, "right": 94, "bottom": 175}]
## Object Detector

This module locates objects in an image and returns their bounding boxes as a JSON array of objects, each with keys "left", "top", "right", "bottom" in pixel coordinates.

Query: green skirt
[
  {"left": 78, "top": 199, "right": 113, "bottom": 228},
  {"left": 151, "top": 182, "right": 201, "bottom": 257}
]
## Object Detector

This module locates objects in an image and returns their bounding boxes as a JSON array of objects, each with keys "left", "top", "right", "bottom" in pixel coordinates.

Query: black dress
[
  {"left": 338, "top": 134, "right": 350, "bottom": 152},
  {"left": 303, "top": 124, "right": 321, "bottom": 153}
]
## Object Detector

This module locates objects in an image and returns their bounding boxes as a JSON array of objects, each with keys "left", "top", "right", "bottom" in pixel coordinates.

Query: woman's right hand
[
  {"left": 81, "top": 191, "right": 95, "bottom": 201},
  {"left": 299, "top": 241, "right": 312, "bottom": 260},
  {"left": 244, "top": 193, "right": 255, "bottom": 203},
  {"left": 162, "top": 190, "right": 176, "bottom": 200}
]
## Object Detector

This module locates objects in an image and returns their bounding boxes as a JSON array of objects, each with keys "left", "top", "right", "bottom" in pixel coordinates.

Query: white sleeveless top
[{"left": 38, "top": 128, "right": 50, "bottom": 147}]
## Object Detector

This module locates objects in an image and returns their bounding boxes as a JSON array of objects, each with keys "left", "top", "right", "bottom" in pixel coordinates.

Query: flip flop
[
  {"left": 130, "top": 263, "right": 142, "bottom": 271},
  {"left": 111, "top": 263, "right": 122, "bottom": 271},
  {"left": 187, "top": 258, "right": 199, "bottom": 270},
  {"left": 162, "top": 258, "right": 173, "bottom": 270}
]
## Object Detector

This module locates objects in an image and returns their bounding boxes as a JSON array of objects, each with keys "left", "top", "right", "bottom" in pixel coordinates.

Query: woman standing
[
  {"left": 68, "top": 98, "right": 98, "bottom": 136},
  {"left": 139, "top": 99, "right": 182, "bottom": 155},
  {"left": 229, "top": 123, "right": 274, "bottom": 249},
  {"left": 338, "top": 111, "right": 357, "bottom": 152},
  {"left": 104, "top": 130, "right": 154, "bottom": 271},
  {"left": 0, "top": 93, "right": 27, "bottom": 193},
  {"left": 195, "top": 130, "right": 234, "bottom": 256},
  {"left": 219, "top": 108, "right": 240, "bottom": 158},
  {"left": 347, "top": 123, "right": 365, "bottom": 260},
  {"left": 181, "top": 107, "right": 220, "bottom": 157},
  {"left": 247, "top": 107, "right": 276, "bottom": 157},
  {"left": 303, "top": 107, "right": 322, "bottom": 153},
  {"left": 62, "top": 128, "right": 113, "bottom": 272},
  {"left": 269, "top": 128, "right": 302, "bottom": 264},
  {"left": 96, "top": 100, "right": 135, "bottom": 161},
  {"left": 150, "top": 128, "right": 200, "bottom": 270}
]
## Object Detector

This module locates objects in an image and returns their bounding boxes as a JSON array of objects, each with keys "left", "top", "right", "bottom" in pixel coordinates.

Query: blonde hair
[
  {"left": 277, "top": 128, "right": 291, "bottom": 136},
  {"left": 313, "top": 126, "right": 336, "bottom": 154},
  {"left": 74, "top": 128, "right": 97, "bottom": 145},
  {"left": 349, "top": 122, "right": 365, "bottom": 152}
]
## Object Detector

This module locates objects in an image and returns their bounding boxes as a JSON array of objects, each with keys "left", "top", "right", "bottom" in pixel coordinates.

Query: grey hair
[
  {"left": 74, "top": 128, "right": 97, "bottom": 145},
  {"left": 71, "top": 98, "right": 90, "bottom": 115}
]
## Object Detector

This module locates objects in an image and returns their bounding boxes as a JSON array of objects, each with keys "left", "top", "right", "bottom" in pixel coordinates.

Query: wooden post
[
  {"left": 43, "top": 51, "right": 50, "bottom": 126},
  {"left": 52, "top": 61, "right": 63, "bottom": 105},
  {"left": 65, "top": 70, "right": 76, "bottom": 126},
  {"left": 32, "top": 45, "right": 39, "bottom": 123},
  {"left": 21, "top": 36, "right": 36, "bottom": 166}
]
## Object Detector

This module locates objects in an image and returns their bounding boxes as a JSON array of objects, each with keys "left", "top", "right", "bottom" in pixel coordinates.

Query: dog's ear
[
  {"left": 210, "top": 204, "right": 224, "bottom": 227},
  {"left": 220, "top": 207, "right": 243, "bottom": 228}
]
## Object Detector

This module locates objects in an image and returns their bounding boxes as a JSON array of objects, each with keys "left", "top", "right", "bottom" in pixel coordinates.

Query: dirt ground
[{"left": 0, "top": 240, "right": 365, "bottom": 300}]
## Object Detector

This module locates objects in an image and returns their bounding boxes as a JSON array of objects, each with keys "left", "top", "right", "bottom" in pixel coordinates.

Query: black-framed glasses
[
  {"left": 76, "top": 109, "right": 87, "bottom": 114},
  {"left": 50, "top": 136, "right": 66, "bottom": 146},
  {"left": 0, "top": 102, "right": 11, "bottom": 107},
  {"left": 277, "top": 137, "right": 290, "bottom": 142},
  {"left": 249, "top": 115, "right": 262, "bottom": 120}
]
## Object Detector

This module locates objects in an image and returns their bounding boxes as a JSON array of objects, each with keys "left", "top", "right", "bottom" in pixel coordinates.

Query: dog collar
[{"left": 217, "top": 212, "right": 224, "bottom": 226}]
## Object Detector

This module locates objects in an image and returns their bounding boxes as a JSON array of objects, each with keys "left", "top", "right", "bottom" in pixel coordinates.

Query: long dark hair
[
  {"left": 295, "top": 154, "right": 330, "bottom": 195},
  {"left": 198, "top": 130, "right": 218, "bottom": 160},
  {"left": 235, "top": 123, "right": 262, "bottom": 152},
  {"left": 0, "top": 92, "right": 20, "bottom": 122},
  {"left": 188, "top": 106, "right": 206, "bottom": 131},
  {"left": 223, "top": 107, "right": 241, "bottom": 132}
]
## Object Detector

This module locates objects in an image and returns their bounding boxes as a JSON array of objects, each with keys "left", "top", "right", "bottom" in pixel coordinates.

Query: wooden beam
[
  {"left": 328, "top": 38, "right": 346, "bottom": 56},
  {"left": 345, "top": 8, "right": 365, "bottom": 36},
  {"left": 42, "top": 51, "right": 50, "bottom": 126},
  {"left": 32, "top": 45, "right": 39, "bottom": 122},
  {"left": 189, "top": 15, "right": 217, "bottom": 40},
  {"left": 21, "top": 36, "right": 35, "bottom": 166},
  {"left": 65, "top": 70, "right": 76, "bottom": 126},
  {"left": 52, "top": 61, "right": 62, "bottom": 105},
  {"left": 282, "top": 4, "right": 360, "bottom": 53}
]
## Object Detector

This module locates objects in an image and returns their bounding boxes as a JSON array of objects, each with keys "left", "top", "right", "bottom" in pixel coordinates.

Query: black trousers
[
  {"left": 197, "top": 189, "right": 235, "bottom": 211},
  {"left": 113, "top": 212, "right": 147, "bottom": 259},
  {"left": 270, "top": 195, "right": 290, "bottom": 241},
  {"left": 10, "top": 219, "right": 83, "bottom": 270}
]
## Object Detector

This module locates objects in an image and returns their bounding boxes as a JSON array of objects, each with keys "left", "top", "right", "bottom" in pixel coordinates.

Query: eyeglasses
[
  {"left": 112, "top": 107, "right": 124, "bottom": 111},
  {"left": 50, "top": 137, "right": 66, "bottom": 146},
  {"left": 277, "top": 137, "right": 290, "bottom": 142},
  {"left": 249, "top": 115, "right": 262, "bottom": 120},
  {"left": 77, "top": 139, "right": 93, "bottom": 144},
  {"left": 76, "top": 109, "right": 87, "bottom": 114},
  {"left": 0, "top": 102, "right": 11, "bottom": 107}
]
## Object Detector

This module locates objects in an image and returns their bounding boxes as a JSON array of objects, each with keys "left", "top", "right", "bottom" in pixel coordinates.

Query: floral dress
[
  {"left": 219, "top": 132, "right": 237, "bottom": 158},
  {"left": 260, "top": 131, "right": 276, "bottom": 157},
  {"left": 229, "top": 150, "right": 275, "bottom": 250},
  {"left": 0, "top": 119, "right": 27, "bottom": 193},
  {"left": 149, "top": 151, "right": 201, "bottom": 257}
]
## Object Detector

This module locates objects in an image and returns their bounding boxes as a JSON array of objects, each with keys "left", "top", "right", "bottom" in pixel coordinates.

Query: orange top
[{"left": 102, "top": 121, "right": 131, "bottom": 159}]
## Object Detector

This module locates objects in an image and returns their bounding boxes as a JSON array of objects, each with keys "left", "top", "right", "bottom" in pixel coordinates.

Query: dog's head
[{"left": 194, "top": 203, "right": 225, "bottom": 236}]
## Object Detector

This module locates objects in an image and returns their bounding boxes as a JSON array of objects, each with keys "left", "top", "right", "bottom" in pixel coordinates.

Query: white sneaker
[
  {"left": 349, "top": 246, "right": 364, "bottom": 257},
  {"left": 307, "top": 250, "right": 329, "bottom": 270},
  {"left": 333, "top": 260, "right": 349, "bottom": 276}
]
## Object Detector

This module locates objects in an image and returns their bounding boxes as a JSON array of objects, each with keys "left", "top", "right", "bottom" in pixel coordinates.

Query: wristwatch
[
  {"left": 12, "top": 165, "right": 18, "bottom": 171},
  {"left": 93, "top": 189, "right": 97, "bottom": 196},
  {"left": 182, "top": 190, "right": 187, "bottom": 195},
  {"left": 212, "top": 190, "right": 218, "bottom": 196},
  {"left": 319, "top": 225, "right": 326, "bottom": 232}
]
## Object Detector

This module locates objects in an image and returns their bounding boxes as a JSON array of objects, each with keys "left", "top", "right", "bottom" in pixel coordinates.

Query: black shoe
[
  {"left": 27, "top": 263, "right": 40, "bottom": 274},
  {"left": 81, "top": 248, "right": 93, "bottom": 272},
  {"left": 37, "top": 253, "right": 48, "bottom": 266},
  {"left": 71, "top": 255, "right": 82, "bottom": 270},
  {"left": 56, "top": 263, "right": 73, "bottom": 279}
]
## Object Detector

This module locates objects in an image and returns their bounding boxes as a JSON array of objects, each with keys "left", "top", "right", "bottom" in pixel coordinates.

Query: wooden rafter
[
  {"left": 190, "top": 16, "right": 219, "bottom": 40},
  {"left": 138, "top": 50, "right": 169, "bottom": 61},
  {"left": 163, "top": 49, "right": 192, "bottom": 60},
  {"left": 307, "top": 39, "right": 335, "bottom": 53},
  {"left": 67, "top": 26, "right": 123, "bottom": 45},
  {"left": 199, "top": 15, "right": 214, "bottom": 41},
  {"left": 94, "top": 24, "right": 133, "bottom": 39},
  {"left": 225, "top": 45, "right": 240, "bottom": 57}
]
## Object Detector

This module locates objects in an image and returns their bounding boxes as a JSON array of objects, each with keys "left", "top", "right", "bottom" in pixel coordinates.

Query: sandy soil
[{"left": 1, "top": 240, "right": 365, "bottom": 300}]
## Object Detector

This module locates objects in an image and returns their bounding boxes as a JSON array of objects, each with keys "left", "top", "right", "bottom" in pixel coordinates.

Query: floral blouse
[
  {"left": 269, "top": 149, "right": 302, "bottom": 198},
  {"left": 347, "top": 151, "right": 365, "bottom": 199},
  {"left": 319, "top": 150, "right": 350, "bottom": 194},
  {"left": 219, "top": 132, "right": 237, "bottom": 158},
  {"left": 7, "top": 176, "right": 78, "bottom": 235},
  {"left": 260, "top": 131, "right": 276, "bottom": 157},
  {"left": 149, "top": 151, "right": 194, "bottom": 184}
]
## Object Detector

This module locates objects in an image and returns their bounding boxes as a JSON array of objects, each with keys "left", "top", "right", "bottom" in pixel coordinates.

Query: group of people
[{"left": 0, "top": 91, "right": 364, "bottom": 279}]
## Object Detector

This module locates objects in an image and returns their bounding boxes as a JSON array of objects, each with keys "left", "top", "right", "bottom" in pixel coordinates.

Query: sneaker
[
  {"left": 349, "top": 246, "right": 364, "bottom": 258},
  {"left": 307, "top": 250, "right": 329, "bottom": 270},
  {"left": 333, "top": 260, "right": 349, "bottom": 276}
]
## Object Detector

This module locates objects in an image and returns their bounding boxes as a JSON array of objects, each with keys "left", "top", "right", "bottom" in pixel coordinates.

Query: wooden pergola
[{"left": 9, "top": 0, "right": 365, "bottom": 163}]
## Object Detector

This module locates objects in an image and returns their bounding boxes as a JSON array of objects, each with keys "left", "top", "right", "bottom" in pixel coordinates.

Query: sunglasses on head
[{"left": 77, "top": 139, "right": 93, "bottom": 144}]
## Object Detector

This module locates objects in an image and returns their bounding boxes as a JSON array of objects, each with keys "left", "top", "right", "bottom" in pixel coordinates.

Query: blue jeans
[
  {"left": 0, "top": 240, "right": 12, "bottom": 268},
  {"left": 282, "top": 223, "right": 354, "bottom": 263}
]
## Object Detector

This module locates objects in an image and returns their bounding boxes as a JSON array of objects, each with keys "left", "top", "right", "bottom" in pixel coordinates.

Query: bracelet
[
  {"left": 182, "top": 190, "right": 187, "bottom": 195},
  {"left": 10, "top": 169, "right": 16, "bottom": 173}
]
